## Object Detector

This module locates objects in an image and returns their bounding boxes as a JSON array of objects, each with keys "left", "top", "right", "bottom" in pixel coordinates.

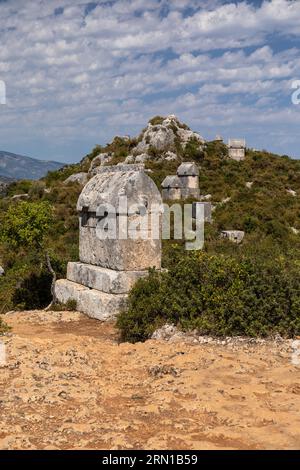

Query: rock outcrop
[
  {"left": 11, "top": 194, "right": 29, "bottom": 201},
  {"left": 89, "top": 153, "right": 113, "bottom": 174},
  {"left": 64, "top": 172, "right": 88, "bottom": 185},
  {"left": 86, "top": 115, "right": 205, "bottom": 169},
  {"left": 134, "top": 124, "right": 175, "bottom": 155},
  {"left": 132, "top": 115, "right": 205, "bottom": 160}
]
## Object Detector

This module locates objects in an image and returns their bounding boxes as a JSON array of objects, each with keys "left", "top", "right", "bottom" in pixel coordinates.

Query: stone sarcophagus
[
  {"left": 228, "top": 139, "right": 246, "bottom": 161},
  {"left": 161, "top": 162, "right": 200, "bottom": 201},
  {"left": 161, "top": 175, "right": 183, "bottom": 201},
  {"left": 176, "top": 162, "right": 200, "bottom": 199},
  {"left": 55, "top": 164, "right": 162, "bottom": 320}
]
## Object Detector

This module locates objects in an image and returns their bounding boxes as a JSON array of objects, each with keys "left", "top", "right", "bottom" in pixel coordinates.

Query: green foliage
[
  {"left": 149, "top": 116, "right": 165, "bottom": 126},
  {"left": 204, "top": 140, "right": 228, "bottom": 160},
  {"left": 183, "top": 137, "right": 205, "bottom": 162},
  {"left": 51, "top": 299, "right": 77, "bottom": 311},
  {"left": 43, "top": 163, "right": 82, "bottom": 186},
  {"left": 0, "top": 316, "right": 10, "bottom": 334},
  {"left": 117, "top": 252, "right": 300, "bottom": 342},
  {"left": 7, "top": 179, "right": 34, "bottom": 196},
  {"left": 0, "top": 201, "right": 53, "bottom": 249},
  {"left": 0, "top": 184, "right": 79, "bottom": 311},
  {"left": 12, "top": 269, "right": 53, "bottom": 310},
  {"left": 105, "top": 136, "right": 137, "bottom": 162}
]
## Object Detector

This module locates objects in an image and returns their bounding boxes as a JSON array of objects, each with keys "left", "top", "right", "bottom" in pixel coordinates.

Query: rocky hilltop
[
  {"left": 129, "top": 114, "right": 205, "bottom": 160},
  {"left": 88, "top": 115, "right": 207, "bottom": 172}
]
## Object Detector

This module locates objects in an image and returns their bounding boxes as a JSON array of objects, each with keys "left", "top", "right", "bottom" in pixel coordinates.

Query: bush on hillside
[
  {"left": 7, "top": 179, "right": 34, "bottom": 196},
  {"left": 149, "top": 116, "right": 165, "bottom": 126},
  {"left": 117, "top": 251, "right": 300, "bottom": 343},
  {"left": 0, "top": 316, "right": 9, "bottom": 334},
  {"left": 183, "top": 137, "right": 205, "bottom": 162}
]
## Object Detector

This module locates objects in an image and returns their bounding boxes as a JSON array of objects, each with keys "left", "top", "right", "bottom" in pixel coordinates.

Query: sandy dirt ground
[{"left": 0, "top": 310, "right": 300, "bottom": 450}]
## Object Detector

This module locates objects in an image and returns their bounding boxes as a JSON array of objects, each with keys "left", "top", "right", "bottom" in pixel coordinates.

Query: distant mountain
[{"left": 0, "top": 151, "right": 64, "bottom": 180}]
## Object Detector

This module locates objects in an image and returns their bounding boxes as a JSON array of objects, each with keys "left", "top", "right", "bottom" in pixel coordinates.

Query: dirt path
[{"left": 0, "top": 310, "right": 300, "bottom": 450}]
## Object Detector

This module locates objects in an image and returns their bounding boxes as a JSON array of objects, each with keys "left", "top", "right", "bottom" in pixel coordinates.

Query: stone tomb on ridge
[{"left": 55, "top": 164, "right": 162, "bottom": 320}]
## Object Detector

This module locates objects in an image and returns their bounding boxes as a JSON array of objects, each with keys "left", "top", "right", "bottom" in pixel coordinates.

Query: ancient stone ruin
[
  {"left": 55, "top": 164, "right": 162, "bottom": 320},
  {"left": 161, "top": 175, "right": 183, "bottom": 201},
  {"left": 161, "top": 162, "right": 200, "bottom": 201},
  {"left": 220, "top": 230, "right": 245, "bottom": 244},
  {"left": 228, "top": 139, "right": 246, "bottom": 161}
]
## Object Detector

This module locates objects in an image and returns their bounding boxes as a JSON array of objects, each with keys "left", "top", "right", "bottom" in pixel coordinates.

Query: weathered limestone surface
[
  {"left": 79, "top": 224, "right": 161, "bottom": 271},
  {"left": 177, "top": 162, "right": 200, "bottom": 199},
  {"left": 228, "top": 139, "right": 246, "bottom": 161},
  {"left": 55, "top": 279, "right": 127, "bottom": 321},
  {"left": 221, "top": 230, "right": 245, "bottom": 244},
  {"left": 162, "top": 162, "right": 200, "bottom": 201},
  {"left": 88, "top": 153, "right": 113, "bottom": 174},
  {"left": 165, "top": 151, "right": 177, "bottom": 161},
  {"left": 134, "top": 153, "right": 149, "bottom": 164},
  {"left": 64, "top": 172, "right": 88, "bottom": 185},
  {"left": 132, "top": 115, "right": 205, "bottom": 157},
  {"left": 161, "top": 175, "right": 183, "bottom": 201},
  {"left": 78, "top": 164, "right": 161, "bottom": 211},
  {"left": 77, "top": 165, "right": 162, "bottom": 270},
  {"left": 176, "top": 127, "right": 204, "bottom": 148},
  {"left": 134, "top": 125, "right": 175, "bottom": 154},
  {"left": 162, "top": 188, "right": 182, "bottom": 201},
  {"left": 67, "top": 262, "right": 148, "bottom": 294},
  {"left": 177, "top": 162, "right": 199, "bottom": 177}
]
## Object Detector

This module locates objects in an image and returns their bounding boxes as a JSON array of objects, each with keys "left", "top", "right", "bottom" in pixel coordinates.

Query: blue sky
[{"left": 0, "top": 0, "right": 300, "bottom": 163}]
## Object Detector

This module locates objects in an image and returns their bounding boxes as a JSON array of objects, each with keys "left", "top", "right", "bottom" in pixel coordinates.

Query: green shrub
[
  {"left": 183, "top": 138, "right": 205, "bottom": 162},
  {"left": 149, "top": 116, "right": 165, "bottom": 126},
  {"left": 43, "top": 163, "right": 82, "bottom": 186},
  {"left": 0, "top": 316, "right": 10, "bottom": 334},
  {"left": 12, "top": 270, "right": 53, "bottom": 310},
  {"left": 51, "top": 299, "right": 77, "bottom": 311},
  {"left": 7, "top": 179, "right": 34, "bottom": 196},
  {"left": 117, "top": 252, "right": 300, "bottom": 342}
]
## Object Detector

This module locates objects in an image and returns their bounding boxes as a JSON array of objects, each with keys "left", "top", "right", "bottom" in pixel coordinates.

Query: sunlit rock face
[{"left": 132, "top": 115, "right": 205, "bottom": 157}]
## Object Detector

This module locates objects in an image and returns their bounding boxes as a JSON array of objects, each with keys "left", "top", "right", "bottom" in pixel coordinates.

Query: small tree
[{"left": 0, "top": 201, "right": 57, "bottom": 310}]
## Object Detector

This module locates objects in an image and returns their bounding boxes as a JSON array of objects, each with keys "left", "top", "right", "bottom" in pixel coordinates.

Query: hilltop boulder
[
  {"left": 64, "top": 172, "right": 88, "bottom": 185},
  {"left": 132, "top": 115, "right": 205, "bottom": 158},
  {"left": 89, "top": 153, "right": 113, "bottom": 174}
]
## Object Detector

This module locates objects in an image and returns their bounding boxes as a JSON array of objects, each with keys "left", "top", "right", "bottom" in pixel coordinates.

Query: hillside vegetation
[{"left": 1, "top": 116, "right": 300, "bottom": 338}]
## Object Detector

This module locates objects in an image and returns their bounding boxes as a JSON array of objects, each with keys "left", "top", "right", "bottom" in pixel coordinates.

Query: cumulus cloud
[{"left": 0, "top": 0, "right": 299, "bottom": 161}]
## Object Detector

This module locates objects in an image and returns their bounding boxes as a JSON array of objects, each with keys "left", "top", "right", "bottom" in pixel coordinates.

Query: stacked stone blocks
[{"left": 55, "top": 164, "right": 162, "bottom": 320}]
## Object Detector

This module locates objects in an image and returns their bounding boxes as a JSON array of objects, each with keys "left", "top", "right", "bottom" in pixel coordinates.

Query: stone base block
[
  {"left": 55, "top": 279, "right": 127, "bottom": 321},
  {"left": 67, "top": 262, "right": 147, "bottom": 294}
]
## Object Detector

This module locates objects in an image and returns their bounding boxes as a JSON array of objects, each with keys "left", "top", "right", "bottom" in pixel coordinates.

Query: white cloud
[{"left": 0, "top": 0, "right": 299, "bottom": 161}]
